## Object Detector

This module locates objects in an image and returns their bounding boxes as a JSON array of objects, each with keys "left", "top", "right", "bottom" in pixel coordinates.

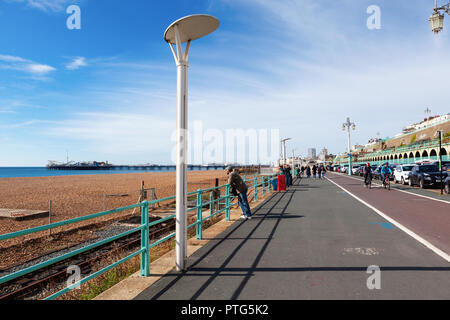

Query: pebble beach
[{"left": 0, "top": 170, "right": 227, "bottom": 248}]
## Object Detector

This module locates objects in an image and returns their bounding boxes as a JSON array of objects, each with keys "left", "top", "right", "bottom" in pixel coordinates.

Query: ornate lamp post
[
  {"left": 430, "top": 0, "right": 450, "bottom": 34},
  {"left": 342, "top": 118, "right": 356, "bottom": 176}
]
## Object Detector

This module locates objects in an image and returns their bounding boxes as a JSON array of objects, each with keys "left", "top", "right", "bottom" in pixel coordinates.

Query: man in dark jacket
[{"left": 226, "top": 167, "right": 252, "bottom": 220}]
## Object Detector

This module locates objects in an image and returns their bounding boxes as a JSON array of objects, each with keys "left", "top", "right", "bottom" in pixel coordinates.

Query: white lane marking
[
  {"left": 326, "top": 177, "right": 450, "bottom": 263},
  {"left": 330, "top": 173, "right": 450, "bottom": 205}
]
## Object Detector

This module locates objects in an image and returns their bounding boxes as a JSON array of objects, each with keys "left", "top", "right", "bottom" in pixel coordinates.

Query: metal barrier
[{"left": 0, "top": 174, "right": 276, "bottom": 300}]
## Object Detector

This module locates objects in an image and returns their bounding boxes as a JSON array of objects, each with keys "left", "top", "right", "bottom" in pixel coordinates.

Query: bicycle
[
  {"left": 382, "top": 174, "right": 391, "bottom": 190},
  {"left": 364, "top": 174, "right": 372, "bottom": 189}
]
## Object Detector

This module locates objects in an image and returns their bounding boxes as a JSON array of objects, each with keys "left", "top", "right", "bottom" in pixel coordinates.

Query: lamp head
[
  {"left": 164, "top": 14, "right": 220, "bottom": 44},
  {"left": 429, "top": 11, "right": 444, "bottom": 34}
]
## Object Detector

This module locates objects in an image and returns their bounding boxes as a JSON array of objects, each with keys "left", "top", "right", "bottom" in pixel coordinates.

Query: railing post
[
  {"left": 262, "top": 176, "right": 265, "bottom": 198},
  {"left": 196, "top": 189, "right": 203, "bottom": 240},
  {"left": 140, "top": 201, "right": 150, "bottom": 277},
  {"left": 209, "top": 192, "right": 213, "bottom": 217},
  {"left": 254, "top": 177, "right": 258, "bottom": 202},
  {"left": 225, "top": 185, "right": 231, "bottom": 222},
  {"left": 268, "top": 175, "right": 272, "bottom": 193}
]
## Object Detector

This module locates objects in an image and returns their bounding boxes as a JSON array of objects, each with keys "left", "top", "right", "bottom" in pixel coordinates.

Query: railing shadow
[{"left": 142, "top": 189, "right": 294, "bottom": 300}]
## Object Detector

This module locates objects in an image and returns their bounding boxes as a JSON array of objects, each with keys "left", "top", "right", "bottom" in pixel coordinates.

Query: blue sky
[{"left": 0, "top": 0, "right": 449, "bottom": 166}]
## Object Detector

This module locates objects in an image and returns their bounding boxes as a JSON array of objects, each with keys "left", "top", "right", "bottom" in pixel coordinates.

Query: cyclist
[
  {"left": 364, "top": 163, "right": 373, "bottom": 186},
  {"left": 380, "top": 163, "right": 393, "bottom": 187}
]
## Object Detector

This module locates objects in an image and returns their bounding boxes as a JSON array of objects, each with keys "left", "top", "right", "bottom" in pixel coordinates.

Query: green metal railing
[{"left": 0, "top": 173, "right": 277, "bottom": 300}]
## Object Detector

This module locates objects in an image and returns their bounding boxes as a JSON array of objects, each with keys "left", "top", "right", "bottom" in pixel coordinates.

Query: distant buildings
[
  {"left": 402, "top": 113, "right": 449, "bottom": 134},
  {"left": 307, "top": 148, "right": 317, "bottom": 159},
  {"left": 318, "top": 148, "right": 328, "bottom": 161}
]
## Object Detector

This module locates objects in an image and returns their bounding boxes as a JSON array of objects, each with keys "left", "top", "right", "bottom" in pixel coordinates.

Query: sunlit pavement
[{"left": 134, "top": 177, "right": 450, "bottom": 300}]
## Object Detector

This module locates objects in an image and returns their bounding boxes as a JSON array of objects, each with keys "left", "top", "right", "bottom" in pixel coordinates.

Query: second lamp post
[{"left": 342, "top": 118, "right": 356, "bottom": 176}]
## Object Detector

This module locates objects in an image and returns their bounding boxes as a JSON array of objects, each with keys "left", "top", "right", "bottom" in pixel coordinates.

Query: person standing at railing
[{"left": 226, "top": 167, "right": 252, "bottom": 220}]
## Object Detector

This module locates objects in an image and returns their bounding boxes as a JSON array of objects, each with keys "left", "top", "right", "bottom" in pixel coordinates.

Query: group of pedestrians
[
  {"left": 225, "top": 163, "right": 328, "bottom": 221},
  {"left": 300, "top": 164, "right": 327, "bottom": 179},
  {"left": 279, "top": 164, "right": 293, "bottom": 187}
]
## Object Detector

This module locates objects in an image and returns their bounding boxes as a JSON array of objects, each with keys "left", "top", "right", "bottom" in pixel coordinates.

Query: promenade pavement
[{"left": 134, "top": 176, "right": 450, "bottom": 300}]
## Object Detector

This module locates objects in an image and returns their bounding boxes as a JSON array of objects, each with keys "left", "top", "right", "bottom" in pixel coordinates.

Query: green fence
[
  {"left": 353, "top": 155, "right": 450, "bottom": 166},
  {"left": 0, "top": 173, "right": 276, "bottom": 300}
]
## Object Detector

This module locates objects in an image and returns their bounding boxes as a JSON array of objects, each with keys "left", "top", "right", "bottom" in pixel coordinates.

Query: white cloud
[
  {"left": 66, "top": 57, "right": 88, "bottom": 70},
  {"left": 45, "top": 112, "right": 175, "bottom": 155},
  {"left": 0, "top": 54, "right": 56, "bottom": 77},
  {"left": 6, "top": 0, "right": 75, "bottom": 12}
]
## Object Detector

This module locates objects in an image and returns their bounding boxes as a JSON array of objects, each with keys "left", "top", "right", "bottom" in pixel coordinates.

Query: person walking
[
  {"left": 317, "top": 165, "right": 322, "bottom": 180},
  {"left": 285, "top": 164, "right": 292, "bottom": 187},
  {"left": 321, "top": 165, "right": 327, "bottom": 178},
  {"left": 226, "top": 167, "right": 252, "bottom": 220},
  {"left": 312, "top": 165, "right": 317, "bottom": 180},
  {"left": 306, "top": 166, "right": 311, "bottom": 179}
]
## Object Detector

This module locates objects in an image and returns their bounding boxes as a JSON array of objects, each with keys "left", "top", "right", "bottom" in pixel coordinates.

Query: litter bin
[
  {"left": 271, "top": 178, "right": 278, "bottom": 191},
  {"left": 278, "top": 175, "right": 286, "bottom": 191}
]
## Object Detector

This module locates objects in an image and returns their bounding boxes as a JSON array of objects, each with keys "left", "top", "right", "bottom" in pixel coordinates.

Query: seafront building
[{"left": 334, "top": 113, "right": 450, "bottom": 165}]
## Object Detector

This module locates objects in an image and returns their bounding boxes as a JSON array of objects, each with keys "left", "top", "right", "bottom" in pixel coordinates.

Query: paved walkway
[{"left": 134, "top": 177, "right": 450, "bottom": 300}]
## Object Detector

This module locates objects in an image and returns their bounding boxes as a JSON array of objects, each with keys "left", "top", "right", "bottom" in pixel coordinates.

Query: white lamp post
[
  {"left": 430, "top": 0, "right": 450, "bottom": 34},
  {"left": 281, "top": 138, "right": 292, "bottom": 165},
  {"left": 164, "top": 14, "right": 219, "bottom": 271},
  {"left": 342, "top": 117, "right": 356, "bottom": 176}
]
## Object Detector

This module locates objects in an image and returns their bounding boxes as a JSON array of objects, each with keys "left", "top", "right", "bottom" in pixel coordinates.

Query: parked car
[
  {"left": 408, "top": 164, "right": 448, "bottom": 189},
  {"left": 444, "top": 177, "right": 450, "bottom": 195},
  {"left": 352, "top": 165, "right": 361, "bottom": 175},
  {"left": 373, "top": 164, "right": 396, "bottom": 181},
  {"left": 357, "top": 165, "right": 365, "bottom": 176},
  {"left": 394, "top": 164, "right": 416, "bottom": 185},
  {"left": 431, "top": 161, "right": 450, "bottom": 172},
  {"left": 373, "top": 166, "right": 382, "bottom": 180}
]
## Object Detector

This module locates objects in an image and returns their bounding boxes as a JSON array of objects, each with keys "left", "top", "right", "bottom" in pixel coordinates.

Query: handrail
[{"left": 0, "top": 172, "right": 278, "bottom": 300}]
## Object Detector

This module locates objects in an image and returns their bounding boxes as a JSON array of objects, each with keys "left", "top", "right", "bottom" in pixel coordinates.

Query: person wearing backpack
[{"left": 226, "top": 167, "right": 252, "bottom": 220}]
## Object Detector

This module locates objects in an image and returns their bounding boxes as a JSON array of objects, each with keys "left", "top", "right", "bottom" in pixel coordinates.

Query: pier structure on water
[{"left": 47, "top": 162, "right": 267, "bottom": 172}]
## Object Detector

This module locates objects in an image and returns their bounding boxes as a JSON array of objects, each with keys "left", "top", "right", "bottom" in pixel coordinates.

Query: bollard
[
  {"left": 140, "top": 201, "right": 150, "bottom": 277},
  {"left": 225, "top": 185, "right": 231, "bottom": 221},
  {"left": 196, "top": 190, "right": 203, "bottom": 240}
]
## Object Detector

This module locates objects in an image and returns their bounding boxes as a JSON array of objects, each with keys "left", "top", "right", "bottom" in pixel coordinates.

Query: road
[{"left": 134, "top": 176, "right": 450, "bottom": 300}]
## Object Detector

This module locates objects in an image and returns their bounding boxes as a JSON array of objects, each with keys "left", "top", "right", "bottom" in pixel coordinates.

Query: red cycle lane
[{"left": 327, "top": 173, "right": 450, "bottom": 258}]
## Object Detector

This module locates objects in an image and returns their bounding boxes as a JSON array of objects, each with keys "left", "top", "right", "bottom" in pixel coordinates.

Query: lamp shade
[{"left": 429, "top": 12, "right": 444, "bottom": 34}]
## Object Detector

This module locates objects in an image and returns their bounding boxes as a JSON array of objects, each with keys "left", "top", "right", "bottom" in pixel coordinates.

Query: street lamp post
[
  {"left": 438, "top": 131, "right": 444, "bottom": 195},
  {"left": 430, "top": 0, "right": 450, "bottom": 34},
  {"left": 292, "top": 149, "right": 296, "bottom": 176},
  {"left": 281, "top": 138, "right": 292, "bottom": 165},
  {"left": 342, "top": 117, "right": 356, "bottom": 176},
  {"left": 164, "top": 14, "right": 219, "bottom": 271}
]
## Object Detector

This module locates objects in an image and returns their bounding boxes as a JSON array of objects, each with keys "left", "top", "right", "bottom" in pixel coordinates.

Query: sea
[{"left": 0, "top": 167, "right": 212, "bottom": 179}]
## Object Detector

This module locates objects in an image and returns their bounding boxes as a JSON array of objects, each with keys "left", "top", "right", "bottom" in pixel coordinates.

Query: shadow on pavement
[{"left": 143, "top": 188, "right": 295, "bottom": 300}]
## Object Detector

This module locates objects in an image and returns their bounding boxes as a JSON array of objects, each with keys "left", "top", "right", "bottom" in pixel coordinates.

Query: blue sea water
[{"left": 0, "top": 167, "right": 201, "bottom": 179}]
